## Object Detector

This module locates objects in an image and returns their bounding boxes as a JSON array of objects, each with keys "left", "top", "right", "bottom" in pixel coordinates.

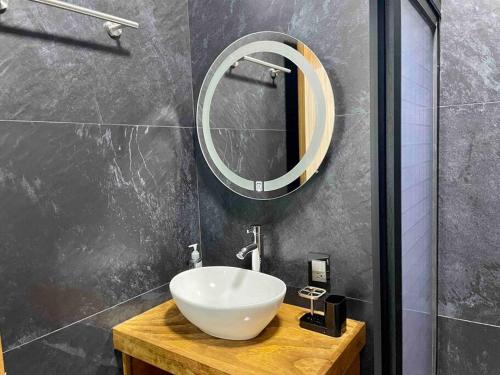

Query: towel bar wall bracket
[
  {"left": 104, "top": 21, "right": 123, "bottom": 39},
  {"left": 0, "top": 0, "right": 139, "bottom": 39}
]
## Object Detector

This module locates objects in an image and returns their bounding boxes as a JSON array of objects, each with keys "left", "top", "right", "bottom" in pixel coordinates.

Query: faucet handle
[{"left": 246, "top": 225, "right": 261, "bottom": 235}]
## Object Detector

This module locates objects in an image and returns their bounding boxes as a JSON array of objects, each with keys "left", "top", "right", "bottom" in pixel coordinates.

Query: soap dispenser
[{"left": 188, "top": 243, "right": 202, "bottom": 268}]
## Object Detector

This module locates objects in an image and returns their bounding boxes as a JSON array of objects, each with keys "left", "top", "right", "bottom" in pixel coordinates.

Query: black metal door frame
[{"left": 370, "top": 0, "right": 440, "bottom": 374}]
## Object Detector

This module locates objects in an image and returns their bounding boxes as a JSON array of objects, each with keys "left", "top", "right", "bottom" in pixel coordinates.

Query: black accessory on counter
[{"left": 297, "top": 287, "right": 347, "bottom": 338}]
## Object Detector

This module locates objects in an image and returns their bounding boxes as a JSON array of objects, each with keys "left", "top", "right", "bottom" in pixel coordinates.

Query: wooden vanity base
[
  {"left": 121, "top": 354, "right": 360, "bottom": 375},
  {"left": 122, "top": 354, "right": 170, "bottom": 375},
  {"left": 114, "top": 300, "right": 365, "bottom": 375}
]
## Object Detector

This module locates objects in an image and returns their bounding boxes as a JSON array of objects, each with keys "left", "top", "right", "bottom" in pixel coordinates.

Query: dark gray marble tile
[
  {"left": 188, "top": 0, "right": 294, "bottom": 101},
  {"left": 92, "top": 0, "right": 194, "bottom": 126},
  {"left": 437, "top": 316, "right": 500, "bottom": 375},
  {"left": 3, "top": 285, "right": 171, "bottom": 375},
  {"left": 0, "top": 122, "right": 199, "bottom": 351},
  {"left": 402, "top": 309, "right": 433, "bottom": 375},
  {"left": 440, "top": 0, "right": 500, "bottom": 106},
  {"left": 288, "top": 0, "right": 370, "bottom": 115},
  {"left": 198, "top": 113, "right": 372, "bottom": 300},
  {"left": 188, "top": 0, "right": 369, "bottom": 115},
  {"left": 0, "top": 0, "right": 193, "bottom": 126},
  {"left": 438, "top": 103, "right": 500, "bottom": 325}
]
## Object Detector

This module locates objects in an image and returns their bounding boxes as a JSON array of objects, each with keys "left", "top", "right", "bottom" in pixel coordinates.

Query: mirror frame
[{"left": 197, "top": 32, "right": 334, "bottom": 200}]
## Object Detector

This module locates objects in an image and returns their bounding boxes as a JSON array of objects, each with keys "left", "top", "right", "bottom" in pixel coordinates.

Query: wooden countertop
[{"left": 113, "top": 300, "right": 366, "bottom": 375}]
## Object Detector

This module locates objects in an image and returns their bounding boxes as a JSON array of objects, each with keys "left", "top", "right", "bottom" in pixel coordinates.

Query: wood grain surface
[
  {"left": 298, "top": 41, "right": 335, "bottom": 184},
  {"left": 113, "top": 301, "right": 365, "bottom": 375},
  {"left": 0, "top": 335, "right": 5, "bottom": 375}
]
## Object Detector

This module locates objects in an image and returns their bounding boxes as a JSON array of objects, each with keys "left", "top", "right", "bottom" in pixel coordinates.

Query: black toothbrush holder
[{"left": 298, "top": 288, "right": 347, "bottom": 338}]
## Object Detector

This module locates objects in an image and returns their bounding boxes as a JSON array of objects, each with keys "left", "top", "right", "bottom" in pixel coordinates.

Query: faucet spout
[
  {"left": 236, "top": 243, "right": 258, "bottom": 260},
  {"left": 236, "top": 225, "right": 262, "bottom": 272}
]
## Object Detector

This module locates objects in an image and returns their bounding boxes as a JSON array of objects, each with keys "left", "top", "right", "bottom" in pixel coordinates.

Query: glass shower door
[{"left": 401, "top": 0, "right": 437, "bottom": 374}]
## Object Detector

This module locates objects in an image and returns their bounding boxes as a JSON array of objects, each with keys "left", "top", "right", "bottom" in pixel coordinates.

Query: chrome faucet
[{"left": 236, "top": 225, "right": 261, "bottom": 272}]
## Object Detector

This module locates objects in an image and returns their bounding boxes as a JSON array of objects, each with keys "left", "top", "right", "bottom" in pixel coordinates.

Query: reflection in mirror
[
  {"left": 210, "top": 51, "right": 299, "bottom": 196},
  {"left": 197, "top": 32, "right": 334, "bottom": 199}
]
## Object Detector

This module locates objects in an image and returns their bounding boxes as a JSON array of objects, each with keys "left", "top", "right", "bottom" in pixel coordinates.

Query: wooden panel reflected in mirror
[{"left": 298, "top": 42, "right": 335, "bottom": 184}]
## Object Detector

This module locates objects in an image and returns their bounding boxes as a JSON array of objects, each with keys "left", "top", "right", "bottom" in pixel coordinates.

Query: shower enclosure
[{"left": 371, "top": 0, "right": 440, "bottom": 374}]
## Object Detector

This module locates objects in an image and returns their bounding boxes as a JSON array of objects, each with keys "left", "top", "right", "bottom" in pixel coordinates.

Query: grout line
[
  {"left": 205, "top": 127, "right": 288, "bottom": 132},
  {"left": 195, "top": 111, "right": 368, "bottom": 132},
  {"left": 0, "top": 115, "right": 363, "bottom": 129},
  {"left": 403, "top": 307, "right": 432, "bottom": 315},
  {"left": 0, "top": 119, "right": 195, "bottom": 129},
  {"left": 0, "top": 113, "right": 364, "bottom": 129},
  {"left": 3, "top": 282, "right": 170, "bottom": 354},
  {"left": 4, "top": 282, "right": 373, "bottom": 355},
  {"left": 345, "top": 296, "right": 373, "bottom": 304},
  {"left": 439, "top": 100, "right": 500, "bottom": 109},
  {"left": 335, "top": 112, "right": 369, "bottom": 117},
  {"left": 438, "top": 314, "right": 500, "bottom": 329}
]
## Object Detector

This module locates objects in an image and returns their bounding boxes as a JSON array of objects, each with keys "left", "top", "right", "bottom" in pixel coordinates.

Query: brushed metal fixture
[
  {"left": 1, "top": 0, "right": 139, "bottom": 38},
  {"left": 298, "top": 286, "right": 327, "bottom": 316},
  {"left": 231, "top": 55, "right": 291, "bottom": 80},
  {"left": 0, "top": 0, "right": 8, "bottom": 12},
  {"left": 236, "top": 225, "right": 262, "bottom": 272},
  {"left": 104, "top": 21, "right": 125, "bottom": 39}
]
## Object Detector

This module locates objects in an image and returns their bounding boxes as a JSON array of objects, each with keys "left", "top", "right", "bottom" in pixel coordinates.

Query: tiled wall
[
  {"left": 0, "top": 0, "right": 199, "bottom": 373},
  {"left": 438, "top": 0, "right": 500, "bottom": 373},
  {"left": 1, "top": 0, "right": 374, "bottom": 373},
  {"left": 188, "top": 0, "right": 373, "bottom": 373}
]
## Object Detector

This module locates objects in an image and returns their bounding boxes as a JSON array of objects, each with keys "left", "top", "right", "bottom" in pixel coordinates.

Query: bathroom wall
[
  {"left": 0, "top": 0, "right": 199, "bottom": 373},
  {"left": 188, "top": 0, "right": 373, "bottom": 373},
  {"left": 438, "top": 0, "right": 500, "bottom": 373},
  {"left": 1, "top": 1, "right": 373, "bottom": 374}
]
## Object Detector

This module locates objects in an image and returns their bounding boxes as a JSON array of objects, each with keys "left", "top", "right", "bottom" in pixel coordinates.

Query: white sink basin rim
[{"left": 169, "top": 266, "right": 286, "bottom": 340}]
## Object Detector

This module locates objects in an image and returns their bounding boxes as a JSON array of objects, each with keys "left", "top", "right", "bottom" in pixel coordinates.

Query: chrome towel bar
[
  {"left": 0, "top": 0, "right": 139, "bottom": 39},
  {"left": 231, "top": 55, "right": 291, "bottom": 80},
  {"left": 239, "top": 56, "right": 291, "bottom": 74}
]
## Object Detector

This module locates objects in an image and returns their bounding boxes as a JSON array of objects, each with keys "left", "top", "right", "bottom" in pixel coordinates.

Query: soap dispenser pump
[{"left": 188, "top": 243, "right": 202, "bottom": 268}]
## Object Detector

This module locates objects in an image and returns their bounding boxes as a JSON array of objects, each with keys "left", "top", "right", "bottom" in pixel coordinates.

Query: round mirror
[{"left": 197, "top": 31, "right": 335, "bottom": 199}]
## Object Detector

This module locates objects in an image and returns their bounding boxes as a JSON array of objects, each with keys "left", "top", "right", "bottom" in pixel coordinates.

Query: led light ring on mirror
[{"left": 201, "top": 40, "right": 326, "bottom": 192}]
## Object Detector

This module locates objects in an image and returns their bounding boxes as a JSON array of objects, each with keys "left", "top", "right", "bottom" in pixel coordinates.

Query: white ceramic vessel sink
[{"left": 169, "top": 266, "right": 286, "bottom": 340}]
